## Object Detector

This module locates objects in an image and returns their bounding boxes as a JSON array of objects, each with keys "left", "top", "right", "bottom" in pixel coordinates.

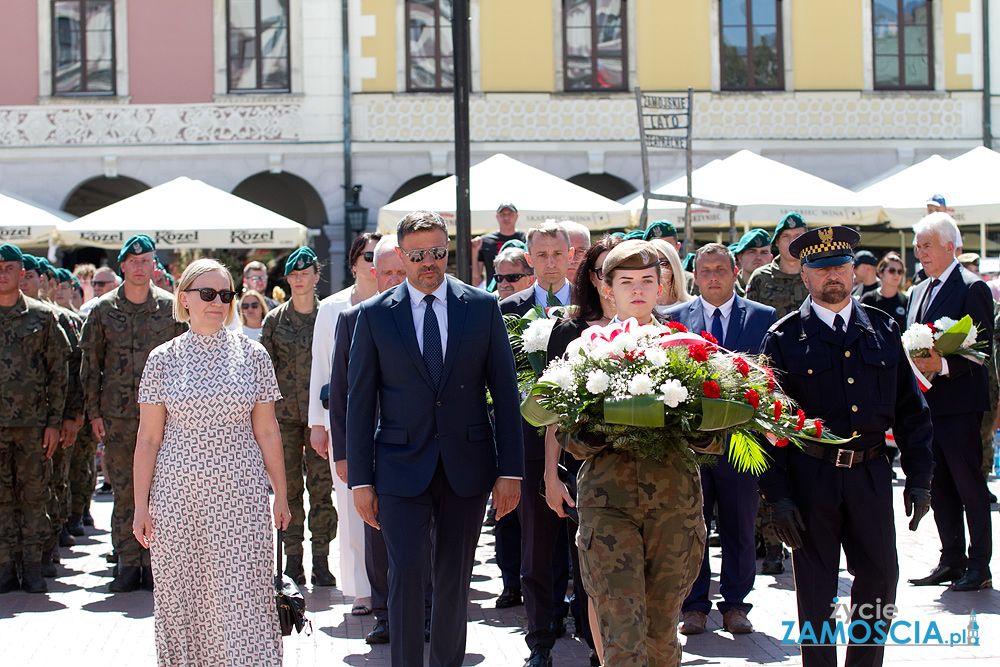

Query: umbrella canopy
[
  {"left": 0, "top": 191, "right": 74, "bottom": 245},
  {"left": 622, "top": 150, "right": 884, "bottom": 227},
  {"left": 377, "top": 154, "right": 631, "bottom": 235},
  {"left": 56, "top": 177, "right": 309, "bottom": 250}
]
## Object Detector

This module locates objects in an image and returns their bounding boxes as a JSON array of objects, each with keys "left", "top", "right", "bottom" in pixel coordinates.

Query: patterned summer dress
[{"left": 138, "top": 328, "right": 283, "bottom": 667}]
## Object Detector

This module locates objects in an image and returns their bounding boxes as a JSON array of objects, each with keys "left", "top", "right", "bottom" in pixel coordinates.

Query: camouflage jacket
[
  {"left": 259, "top": 296, "right": 319, "bottom": 423},
  {"left": 745, "top": 259, "right": 809, "bottom": 318},
  {"left": 0, "top": 294, "right": 71, "bottom": 428},
  {"left": 80, "top": 285, "right": 186, "bottom": 420},
  {"left": 53, "top": 305, "right": 84, "bottom": 421}
]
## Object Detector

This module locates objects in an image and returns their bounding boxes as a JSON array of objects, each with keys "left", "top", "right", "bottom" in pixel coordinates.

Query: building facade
[{"left": 0, "top": 0, "right": 997, "bottom": 286}]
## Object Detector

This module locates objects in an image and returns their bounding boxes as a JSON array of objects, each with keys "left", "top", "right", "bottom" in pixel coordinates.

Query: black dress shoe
[
  {"left": 365, "top": 618, "right": 390, "bottom": 645},
  {"left": 909, "top": 564, "right": 964, "bottom": 586},
  {"left": 526, "top": 647, "right": 552, "bottom": 667},
  {"left": 951, "top": 569, "right": 992, "bottom": 591},
  {"left": 549, "top": 617, "right": 566, "bottom": 639},
  {"left": 425, "top": 618, "right": 430, "bottom": 643},
  {"left": 496, "top": 586, "right": 523, "bottom": 608}
]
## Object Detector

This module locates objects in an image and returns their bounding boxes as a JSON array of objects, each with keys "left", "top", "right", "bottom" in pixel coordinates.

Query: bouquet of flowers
[
  {"left": 901, "top": 315, "right": 987, "bottom": 387},
  {"left": 519, "top": 317, "right": 852, "bottom": 474},
  {"left": 504, "top": 304, "right": 573, "bottom": 391}
]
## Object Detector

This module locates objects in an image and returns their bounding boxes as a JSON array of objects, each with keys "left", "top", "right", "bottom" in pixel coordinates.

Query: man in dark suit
[
  {"left": 347, "top": 211, "right": 523, "bottom": 667},
  {"left": 499, "top": 221, "right": 576, "bottom": 667},
  {"left": 669, "top": 243, "right": 777, "bottom": 636},
  {"left": 906, "top": 213, "right": 994, "bottom": 592}
]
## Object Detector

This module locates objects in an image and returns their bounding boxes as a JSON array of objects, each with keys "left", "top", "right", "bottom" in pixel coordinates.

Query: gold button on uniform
[
  {"left": 852, "top": 431, "right": 859, "bottom": 437},
  {"left": 847, "top": 377, "right": 854, "bottom": 384},
  {"left": 807, "top": 369, "right": 813, "bottom": 375},
  {"left": 851, "top": 405, "right": 858, "bottom": 412},
  {"left": 844, "top": 351, "right": 851, "bottom": 358}
]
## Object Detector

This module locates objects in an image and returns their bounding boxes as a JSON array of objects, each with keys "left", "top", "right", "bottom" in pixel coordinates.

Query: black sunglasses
[
  {"left": 590, "top": 267, "right": 604, "bottom": 281},
  {"left": 401, "top": 246, "right": 448, "bottom": 263},
  {"left": 883, "top": 267, "right": 904, "bottom": 275},
  {"left": 184, "top": 288, "right": 237, "bottom": 303},
  {"left": 495, "top": 273, "right": 531, "bottom": 284},
  {"left": 361, "top": 251, "right": 374, "bottom": 262},
  {"left": 241, "top": 301, "right": 261, "bottom": 309}
]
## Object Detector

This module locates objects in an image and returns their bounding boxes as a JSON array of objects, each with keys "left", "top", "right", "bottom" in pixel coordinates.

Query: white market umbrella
[
  {"left": 56, "top": 177, "right": 309, "bottom": 250},
  {"left": 377, "top": 154, "right": 631, "bottom": 235},
  {"left": 0, "top": 191, "right": 74, "bottom": 245},
  {"left": 622, "top": 150, "right": 884, "bottom": 227},
  {"left": 856, "top": 155, "right": 952, "bottom": 229}
]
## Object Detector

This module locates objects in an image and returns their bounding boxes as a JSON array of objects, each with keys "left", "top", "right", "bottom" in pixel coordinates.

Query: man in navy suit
[
  {"left": 906, "top": 213, "right": 994, "bottom": 592},
  {"left": 347, "top": 211, "right": 524, "bottom": 667},
  {"left": 668, "top": 243, "right": 777, "bottom": 636}
]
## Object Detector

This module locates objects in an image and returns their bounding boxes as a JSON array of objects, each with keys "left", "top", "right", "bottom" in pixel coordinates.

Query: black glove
[
  {"left": 903, "top": 487, "right": 931, "bottom": 531},
  {"left": 769, "top": 498, "right": 806, "bottom": 550}
]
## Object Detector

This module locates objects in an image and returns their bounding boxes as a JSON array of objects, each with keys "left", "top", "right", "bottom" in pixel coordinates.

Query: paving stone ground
[{"left": 1, "top": 469, "right": 998, "bottom": 666}]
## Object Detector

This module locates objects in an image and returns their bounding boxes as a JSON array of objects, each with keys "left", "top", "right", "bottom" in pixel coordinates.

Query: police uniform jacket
[{"left": 757, "top": 298, "right": 934, "bottom": 503}]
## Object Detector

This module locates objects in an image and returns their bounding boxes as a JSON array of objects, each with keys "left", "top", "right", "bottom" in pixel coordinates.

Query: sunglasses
[
  {"left": 361, "top": 251, "right": 374, "bottom": 262},
  {"left": 883, "top": 267, "right": 904, "bottom": 275},
  {"left": 495, "top": 273, "right": 531, "bottom": 284},
  {"left": 241, "top": 301, "right": 261, "bottom": 310},
  {"left": 590, "top": 267, "right": 604, "bottom": 281},
  {"left": 184, "top": 288, "right": 237, "bottom": 303},
  {"left": 91, "top": 279, "right": 114, "bottom": 287},
  {"left": 400, "top": 246, "right": 448, "bottom": 263}
]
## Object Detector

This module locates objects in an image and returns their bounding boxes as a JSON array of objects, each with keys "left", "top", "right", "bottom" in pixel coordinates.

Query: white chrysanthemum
[
  {"left": 588, "top": 342, "right": 615, "bottom": 360},
  {"left": 611, "top": 333, "right": 638, "bottom": 354},
  {"left": 540, "top": 365, "right": 576, "bottom": 392},
  {"left": 963, "top": 326, "right": 978, "bottom": 348},
  {"left": 933, "top": 317, "right": 958, "bottom": 334},
  {"left": 902, "top": 323, "right": 934, "bottom": 351},
  {"left": 659, "top": 379, "right": 689, "bottom": 408},
  {"left": 585, "top": 369, "right": 611, "bottom": 394},
  {"left": 628, "top": 373, "right": 655, "bottom": 396},
  {"left": 644, "top": 346, "right": 667, "bottom": 367},
  {"left": 522, "top": 318, "right": 556, "bottom": 353}
]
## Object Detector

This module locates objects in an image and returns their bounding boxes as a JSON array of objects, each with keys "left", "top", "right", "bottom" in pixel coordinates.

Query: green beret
[
  {"left": 643, "top": 220, "right": 677, "bottom": 241},
  {"left": 624, "top": 230, "right": 646, "bottom": 241},
  {"left": 729, "top": 229, "right": 772, "bottom": 256},
  {"left": 54, "top": 268, "right": 73, "bottom": 283},
  {"left": 681, "top": 252, "right": 696, "bottom": 272},
  {"left": 771, "top": 212, "right": 808, "bottom": 245},
  {"left": 37, "top": 257, "right": 57, "bottom": 278},
  {"left": 284, "top": 246, "right": 317, "bottom": 276},
  {"left": 21, "top": 254, "right": 41, "bottom": 272},
  {"left": 602, "top": 240, "right": 661, "bottom": 276},
  {"left": 499, "top": 239, "right": 526, "bottom": 253},
  {"left": 118, "top": 234, "right": 156, "bottom": 263},
  {"left": 72, "top": 276, "right": 82, "bottom": 289},
  {"left": 0, "top": 244, "right": 24, "bottom": 263},
  {"left": 610, "top": 231, "right": 626, "bottom": 239}
]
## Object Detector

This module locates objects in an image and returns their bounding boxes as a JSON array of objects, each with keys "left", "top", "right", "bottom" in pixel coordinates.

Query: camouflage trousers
[
  {"left": 577, "top": 504, "right": 705, "bottom": 666},
  {"left": 45, "top": 440, "right": 74, "bottom": 550},
  {"left": 979, "top": 361, "right": 999, "bottom": 479},
  {"left": 0, "top": 427, "right": 52, "bottom": 561},
  {"left": 756, "top": 498, "right": 782, "bottom": 551},
  {"left": 104, "top": 416, "right": 149, "bottom": 568},
  {"left": 280, "top": 421, "right": 337, "bottom": 556},
  {"left": 70, "top": 426, "right": 98, "bottom": 515}
]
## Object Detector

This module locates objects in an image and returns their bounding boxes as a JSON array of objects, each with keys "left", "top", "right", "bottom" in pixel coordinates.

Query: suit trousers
[
  {"left": 365, "top": 515, "right": 433, "bottom": 621},
  {"left": 788, "top": 454, "right": 897, "bottom": 667},
  {"left": 379, "top": 460, "right": 488, "bottom": 667},
  {"left": 103, "top": 417, "right": 149, "bottom": 568},
  {"left": 494, "top": 502, "right": 522, "bottom": 588},
  {"left": 929, "top": 412, "right": 993, "bottom": 571},
  {"left": 519, "top": 457, "right": 565, "bottom": 651},
  {"left": 683, "top": 455, "right": 758, "bottom": 615}
]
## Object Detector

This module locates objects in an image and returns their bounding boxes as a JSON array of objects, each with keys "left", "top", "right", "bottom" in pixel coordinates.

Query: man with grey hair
[
  {"left": 906, "top": 212, "right": 994, "bottom": 592},
  {"left": 560, "top": 220, "right": 591, "bottom": 283},
  {"left": 492, "top": 244, "right": 535, "bottom": 300}
]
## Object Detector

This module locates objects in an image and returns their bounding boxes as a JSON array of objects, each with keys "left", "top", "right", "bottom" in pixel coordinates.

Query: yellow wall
[
  {"left": 480, "top": 0, "right": 554, "bottom": 91},
  {"left": 944, "top": 0, "right": 973, "bottom": 89},
  {"left": 793, "top": 1, "right": 864, "bottom": 89},
  {"left": 360, "top": 0, "right": 396, "bottom": 92},
  {"left": 636, "top": 0, "right": 711, "bottom": 90}
]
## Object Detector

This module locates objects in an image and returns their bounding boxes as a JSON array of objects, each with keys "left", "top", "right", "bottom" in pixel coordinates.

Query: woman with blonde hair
[
  {"left": 239, "top": 289, "right": 269, "bottom": 342},
  {"left": 648, "top": 238, "right": 693, "bottom": 311},
  {"left": 133, "top": 257, "right": 291, "bottom": 667}
]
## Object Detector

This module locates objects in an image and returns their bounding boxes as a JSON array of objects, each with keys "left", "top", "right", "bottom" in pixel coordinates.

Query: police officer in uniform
[
  {"left": 728, "top": 229, "right": 772, "bottom": 297},
  {"left": 759, "top": 226, "right": 934, "bottom": 667},
  {"left": 0, "top": 244, "right": 72, "bottom": 594},
  {"left": 260, "top": 247, "right": 337, "bottom": 587},
  {"left": 80, "top": 235, "right": 186, "bottom": 592}
]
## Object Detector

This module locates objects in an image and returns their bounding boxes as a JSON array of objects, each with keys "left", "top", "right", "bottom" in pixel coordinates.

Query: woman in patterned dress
[{"left": 132, "top": 258, "right": 291, "bottom": 667}]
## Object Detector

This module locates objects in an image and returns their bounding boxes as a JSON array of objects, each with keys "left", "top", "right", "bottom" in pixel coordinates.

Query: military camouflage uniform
[
  {"left": 0, "top": 294, "right": 71, "bottom": 563},
  {"left": 80, "top": 285, "right": 185, "bottom": 568},
  {"left": 260, "top": 296, "right": 337, "bottom": 557},
  {"left": 735, "top": 271, "right": 751, "bottom": 298},
  {"left": 983, "top": 301, "right": 1000, "bottom": 478},
  {"left": 565, "top": 432, "right": 705, "bottom": 666}
]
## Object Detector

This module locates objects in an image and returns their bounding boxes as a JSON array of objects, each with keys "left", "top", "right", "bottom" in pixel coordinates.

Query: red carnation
[
  {"left": 688, "top": 343, "right": 711, "bottom": 362},
  {"left": 775, "top": 437, "right": 790, "bottom": 448},
  {"left": 773, "top": 400, "right": 783, "bottom": 421},
  {"left": 732, "top": 356, "right": 750, "bottom": 378},
  {"left": 814, "top": 420, "right": 823, "bottom": 438},
  {"left": 744, "top": 388, "right": 760, "bottom": 410},
  {"left": 703, "top": 380, "right": 721, "bottom": 399},
  {"left": 765, "top": 368, "right": 776, "bottom": 391},
  {"left": 795, "top": 409, "right": 806, "bottom": 431},
  {"left": 700, "top": 330, "right": 719, "bottom": 346},
  {"left": 664, "top": 321, "right": 688, "bottom": 333}
]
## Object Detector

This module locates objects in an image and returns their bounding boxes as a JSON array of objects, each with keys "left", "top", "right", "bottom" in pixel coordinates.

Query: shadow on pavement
[
  {"left": 81, "top": 593, "right": 153, "bottom": 619},
  {"left": 0, "top": 593, "right": 68, "bottom": 617}
]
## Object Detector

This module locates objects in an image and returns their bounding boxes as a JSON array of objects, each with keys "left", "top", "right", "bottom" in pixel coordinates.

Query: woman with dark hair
[{"left": 860, "top": 252, "right": 908, "bottom": 329}]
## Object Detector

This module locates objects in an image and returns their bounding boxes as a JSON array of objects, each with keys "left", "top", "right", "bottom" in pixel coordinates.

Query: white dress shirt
[
  {"left": 918, "top": 260, "right": 959, "bottom": 376},
  {"left": 809, "top": 298, "right": 853, "bottom": 331},
  {"left": 407, "top": 278, "right": 449, "bottom": 356},
  {"left": 699, "top": 294, "right": 736, "bottom": 339},
  {"left": 533, "top": 280, "right": 571, "bottom": 307}
]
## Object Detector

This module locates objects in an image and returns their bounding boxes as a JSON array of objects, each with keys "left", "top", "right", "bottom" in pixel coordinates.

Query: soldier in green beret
[
  {"left": 80, "top": 234, "right": 186, "bottom": 592},
  {"left": 728, "top": 229, "right": 772, "bottom": 297},
  {"left": 0, "top": 244, "right": 72, "bottom": 594},
  {"left": 259, "top": 246, "right": 337, "bottom": 586},
  {"left": 623, "top": 229, "right": 646, "bottom": 241},
  {"left": 644, "top": 220, "right": 697, "bottom": 295}
]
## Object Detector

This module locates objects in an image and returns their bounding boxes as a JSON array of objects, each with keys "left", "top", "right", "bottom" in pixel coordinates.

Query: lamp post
[{"left": 344, "top": 184, "right": 368, "bottom": 285}]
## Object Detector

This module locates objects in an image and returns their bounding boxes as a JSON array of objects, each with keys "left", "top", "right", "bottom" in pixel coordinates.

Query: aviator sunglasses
[
  {"left": 400, "top": 246, "right": 448, "bottom": 263},
  {"left": 184, "top": 288, "right": 237, "bottom": 303}
]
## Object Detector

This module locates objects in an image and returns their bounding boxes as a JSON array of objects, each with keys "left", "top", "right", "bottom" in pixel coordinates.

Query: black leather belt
[{"left": 797, "top": 441, "right": 886, "bottom": 468}]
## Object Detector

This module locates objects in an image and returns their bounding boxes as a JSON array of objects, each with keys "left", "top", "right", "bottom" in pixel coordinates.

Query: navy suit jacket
[
  {"left": 663, "top": 295, "right": 777, "bottom": 356},
  {"left": 905, "top": 264, "right": 994, "bottom": 416},
  {"left": 346, "top": 277, "right": 524, "bottom": 497},
  {"left": 328, "top": 304, "right": 361, "bottom": 463}
]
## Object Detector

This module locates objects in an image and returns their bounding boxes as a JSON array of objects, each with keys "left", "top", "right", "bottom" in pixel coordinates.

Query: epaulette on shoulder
[{"left": 767, "top": 309, "right": 800, "bottom": 334}]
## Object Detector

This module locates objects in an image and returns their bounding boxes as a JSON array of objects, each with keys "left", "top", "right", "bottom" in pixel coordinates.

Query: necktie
[
  {"left": 711, "top": 308, "right": 724, "bottom": 347},
  {"left": 918, "top": 279, "right": 942, "bottom": 322},
  {"left": 831, "top": 313, "right": 846, "bottom": 345},
  {"left": 422, "top": 294, "right": 443, "bottom": 389}
]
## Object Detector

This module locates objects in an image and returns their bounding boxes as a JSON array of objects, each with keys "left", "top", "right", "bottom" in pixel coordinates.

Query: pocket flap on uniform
[
  {"left": 576, "top": 524, "right": 594, "bottom": 551},
  {"left": 15, "top": 323, "right": 44, "bottom": 338},
  {"left": 374, "top": 427, "right": 407, "bottom": 445},
  {"left": 467, "top": 423, "right": 494, "bottom": 441}
]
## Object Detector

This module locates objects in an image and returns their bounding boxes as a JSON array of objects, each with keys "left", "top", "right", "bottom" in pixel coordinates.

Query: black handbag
[{"left": 274, "top": 529, "right": 310, "bottom": 636}]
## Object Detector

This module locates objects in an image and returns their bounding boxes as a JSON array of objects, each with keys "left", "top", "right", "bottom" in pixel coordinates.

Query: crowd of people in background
[{"left": 0, "top": 193, "right": 997, "bottom": 667}]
